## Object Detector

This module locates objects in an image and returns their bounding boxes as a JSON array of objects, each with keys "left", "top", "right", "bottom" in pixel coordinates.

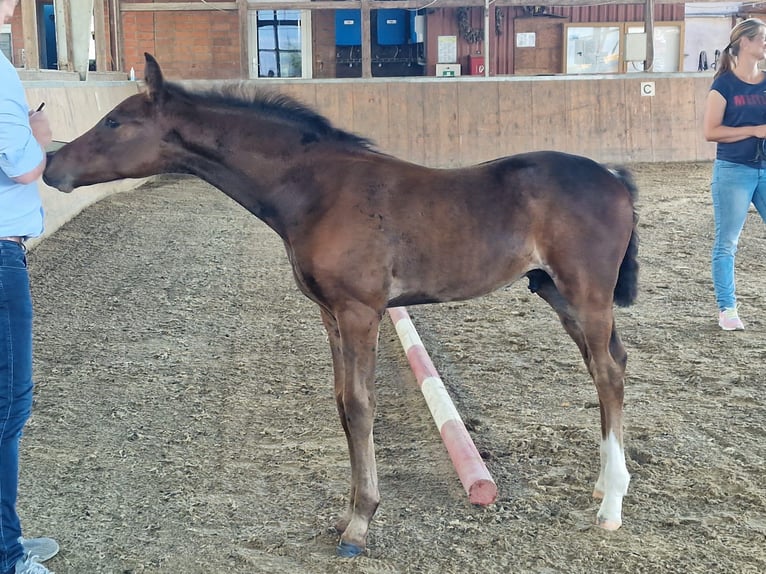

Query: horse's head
[{"left": 44, "top": 53, "right": 172, "bottom": 193}]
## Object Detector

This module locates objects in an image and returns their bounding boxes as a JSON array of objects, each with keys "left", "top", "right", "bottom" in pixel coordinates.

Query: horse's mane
[{"left": 165, "top": 80, "right": 377, "bottom": 151}]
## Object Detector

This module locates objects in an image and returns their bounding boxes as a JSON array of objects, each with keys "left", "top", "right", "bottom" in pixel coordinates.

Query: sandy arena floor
[{"left": 17, "top": 161, "right": 766, "bottom": 573}]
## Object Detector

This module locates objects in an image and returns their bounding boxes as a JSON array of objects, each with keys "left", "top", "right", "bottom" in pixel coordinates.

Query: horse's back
[{"left": 487, "top": 150, "right": 633, "bottom": 200}]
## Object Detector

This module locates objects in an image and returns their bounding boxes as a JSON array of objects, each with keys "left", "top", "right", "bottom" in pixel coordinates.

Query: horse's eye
[{"left": 105, "top": 117, "right": 120, "bottom": 129}]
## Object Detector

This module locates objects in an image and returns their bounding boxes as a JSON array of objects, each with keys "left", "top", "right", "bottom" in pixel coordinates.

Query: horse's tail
[{"left": 610, "top": 167, "right": 639, "bottom": 307}]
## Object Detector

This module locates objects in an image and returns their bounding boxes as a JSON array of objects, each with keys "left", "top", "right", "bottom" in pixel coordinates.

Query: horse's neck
[{"left": 170, "top": 106, "right": 309, "bottom": 238}]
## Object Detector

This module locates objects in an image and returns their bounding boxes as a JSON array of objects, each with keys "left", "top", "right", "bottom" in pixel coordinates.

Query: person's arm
[
  {"left": 703, "top": 89, "right": 766, "bottom": 142},
  {"left": 12, "top": 158, "right": 45, "bottom": 184},
  {"left": 0, "top": 106, "right": 51, "bottom": 184},
  {"left": 12, "top": 109, "right": 52, "bottom": 184}
]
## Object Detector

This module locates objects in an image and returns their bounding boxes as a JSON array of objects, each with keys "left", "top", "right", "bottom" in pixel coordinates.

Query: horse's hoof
[
  {"left": 592, "top": 489, "right": 604, "bottom": 500},
  {"left": 596, "top": 517, "right": 622, "bottom": 531},
  {"left": 336, "top": 540, "right": 364, "bottom": 558}
]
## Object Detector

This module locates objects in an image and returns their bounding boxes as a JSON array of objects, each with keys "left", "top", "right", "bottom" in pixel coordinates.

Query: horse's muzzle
[{"left": 42, "top": 165, "right": 75, "bottom": 193}]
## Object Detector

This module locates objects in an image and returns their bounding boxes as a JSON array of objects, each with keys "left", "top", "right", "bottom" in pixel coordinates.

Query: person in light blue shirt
[{"left": 0, "top": 0, "right": 59, "bottom": 572}]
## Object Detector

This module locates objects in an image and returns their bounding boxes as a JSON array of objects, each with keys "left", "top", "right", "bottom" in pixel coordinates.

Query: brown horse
[{"left": 44, "top": 53, "right": 639, "bottom": 557}]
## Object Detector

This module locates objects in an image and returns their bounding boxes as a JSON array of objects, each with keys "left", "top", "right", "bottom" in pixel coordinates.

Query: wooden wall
[
  {"left": 513, "top": 18, "right": 564, "bottom": 75},
  {"left": 425, "top": 5, "right": 686, "bottom": 77},
  {"left": 233, "top": 73, "right": 714, "bottom": 166}
]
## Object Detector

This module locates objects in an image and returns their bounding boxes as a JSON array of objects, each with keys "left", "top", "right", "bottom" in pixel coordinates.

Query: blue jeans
[
  {"left": 0, "top": 241, "right": 33, "bottom": 573},
  {"left": 710, "top": 160, "right": 766, "bottom": 310}
]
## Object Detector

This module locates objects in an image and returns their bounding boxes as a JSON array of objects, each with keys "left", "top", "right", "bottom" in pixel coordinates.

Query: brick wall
[{"left": 121, "top": 8, "right": 241, "bottom": 80}]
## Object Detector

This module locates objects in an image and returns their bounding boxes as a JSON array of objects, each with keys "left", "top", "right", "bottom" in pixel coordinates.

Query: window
[
  {"left": 565, "top": 25, "right": 621, "bottom": 74},
  {"left": 253, "top": 10, "right": 305, "bottom": 78},
  {"left": 625, "top": 24, "right": 682, "bottom": 73},
  {"left": 1, "top": 24, "right": 11, "bottom": 62},
  {"left": 565, "top": 22, "right": 684, "bottom": 74}
]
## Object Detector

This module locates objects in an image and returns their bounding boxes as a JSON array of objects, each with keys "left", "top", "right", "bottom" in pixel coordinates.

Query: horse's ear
[{"left": 143, "top": 53, "right": 165, "bottom": 101}]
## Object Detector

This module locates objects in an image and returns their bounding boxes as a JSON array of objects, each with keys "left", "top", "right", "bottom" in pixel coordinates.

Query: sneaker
[
  {"left": 719, "top": 307, "right": 745, "bottom": 331},
  {"left": 15, "top": 552, "right": 54, "bottom": 574},
  {"left": 19, "top": 538, "right": 59, "bottom": 562}
]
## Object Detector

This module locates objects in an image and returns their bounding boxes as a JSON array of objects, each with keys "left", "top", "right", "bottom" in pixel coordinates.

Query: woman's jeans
[
  {"left": 710, "top": 160, "right": 766, "bottom": 310},
  {"left": 0, "top": 241, "right": 33, "bottom": 573}
]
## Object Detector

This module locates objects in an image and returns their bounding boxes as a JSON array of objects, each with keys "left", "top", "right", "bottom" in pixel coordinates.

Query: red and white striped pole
[{"left": 387, "top": 306, "right": 497, "bottom": 506}]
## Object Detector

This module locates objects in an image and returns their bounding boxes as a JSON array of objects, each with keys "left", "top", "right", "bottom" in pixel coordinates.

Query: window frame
[
  {"left": 563, "top": 21, "right": 685, "bottom": 75},
  {"left": 248, "top": 8, "right": 313, "bottom": 79}
]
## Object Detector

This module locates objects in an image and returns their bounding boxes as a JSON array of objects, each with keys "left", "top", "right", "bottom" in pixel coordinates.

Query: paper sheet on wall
[
  {"left": 438, "top": 36, "right": 457, "bottom": 64},
  {"left": 516, "top": 33, "right": 536, "bottom": 48}
]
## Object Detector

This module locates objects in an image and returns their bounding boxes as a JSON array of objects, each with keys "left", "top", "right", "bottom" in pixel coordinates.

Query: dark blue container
[{"left": 335, "top": 9, "right": 361, "bottom": 46}]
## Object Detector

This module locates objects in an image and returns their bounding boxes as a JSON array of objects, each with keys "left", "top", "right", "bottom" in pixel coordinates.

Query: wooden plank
[
  {"left": 93, "top": 0, "right": 108, "bottom": 71},
  {"left": 567, "top": 78, "right": 628, "bottom": 160},
  {"left": 108, "top": 0, "right": 707, "bottom": 11},
  {"left": 360, "top": 0, "right": 371, "bottom": 78},
  {"left": 457, "top": 81, "right": 500, "bottom": 163},
  {"left": 20, "top": 0, "right": 39, "bottom": 68},
  {"left": 60, "top": 0, "right": 75, "bottom": 71},
  {"left": 664, "top": 76, "right": 699, "bottom": 162},
  {"left": 271, "top": 81, "right": 317, "bottom": 109},
  {"left": 422, "top": 81, "right": 461, "bottom": 167},
  {"left": 600, "top": 79, "right": 627, "bottom": 160},
  {"left": 314, "top": 82, "right": 349, "bottom": 134},
  {"left": 694, "top": 76, "right": 715, "bottom": 161},
  {"left": 624, "top": 77, "right": 655, "bottom": 162},
  {"left": 121, "top": 2, "right": 237, "bottom": 11},
  {"left": 351, "top": 82, "right": 389, "bottom": 150},
  {"left": 498, "top": 80, "right": 534, "bottom": 156},
  {"left": 386, "top": 82, "right": 426, "bottom": 164},
  {"left": 111, "top": 0, "right": 123, "bottom": 70},
  {"left": 529, "top": 80, "right": 567, "bottom": 154}
]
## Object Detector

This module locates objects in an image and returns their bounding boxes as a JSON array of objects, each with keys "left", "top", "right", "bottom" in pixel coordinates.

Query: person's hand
[
  {"left": 28, "top": 109, "right": 53, "bottom": 148},
  {"left": 754, "top": 125, "right": 766, "bottom": 139}
]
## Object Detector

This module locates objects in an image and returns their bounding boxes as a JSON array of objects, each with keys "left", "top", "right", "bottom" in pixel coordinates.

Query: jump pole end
[
  {"left": 440, "top": 418, "right": 497, "bottom": 506},
  {"left": 468, "top": 478, "right": 498, "bottom": 506},
  {"left": 387, "top": 306, "right": 498, "bottom": 506}
]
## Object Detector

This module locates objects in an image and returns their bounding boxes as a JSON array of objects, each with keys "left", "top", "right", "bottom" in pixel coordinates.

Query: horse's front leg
[
  {"left": 319, "top": 309, "right": 357, "bottom": 535},
  {"left": 328, "top": 303, "right": 382, "bottom": 557}
]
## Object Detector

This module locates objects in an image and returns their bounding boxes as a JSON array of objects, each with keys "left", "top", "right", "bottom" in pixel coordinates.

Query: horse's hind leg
[
  {"left": 528, "top": 270, "right": 588, "bottom": 361},
  {"left": 528, "top": 271, "right": 630, "bottom": 529},
  {"left": 592, "top": 326, "right": 628, "bottom": 501}
]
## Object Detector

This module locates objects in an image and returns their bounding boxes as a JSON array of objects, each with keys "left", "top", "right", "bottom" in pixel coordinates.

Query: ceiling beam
[{"left": 120, "top": 0, "right": 718, "bottom": 11}]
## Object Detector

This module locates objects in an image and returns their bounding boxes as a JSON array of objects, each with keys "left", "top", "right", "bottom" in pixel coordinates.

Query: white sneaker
[
  {"left": 719, "top": 307, "right": 745, "bottom": 331},
  {"left": 15, "top": 552, "right": 54, "bottom": 574},
  {"left": 19, "top": 538, "right": 59, "bottom": 562}
]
